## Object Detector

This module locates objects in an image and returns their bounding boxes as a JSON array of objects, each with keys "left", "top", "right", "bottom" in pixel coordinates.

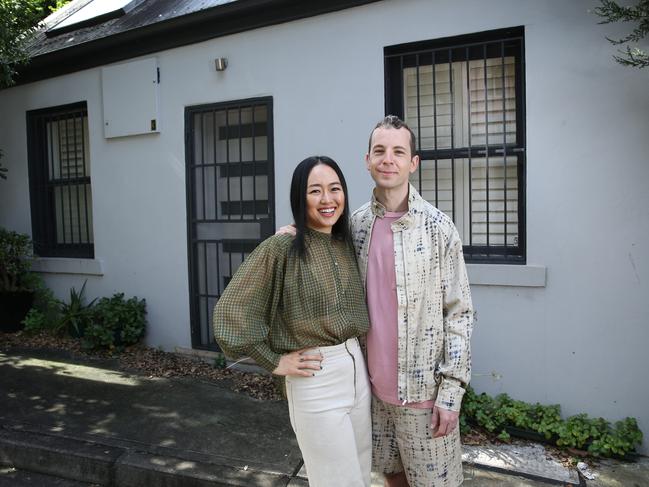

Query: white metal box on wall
[{"left": 101, "top": 57, "right": 160, "bottom": 138}]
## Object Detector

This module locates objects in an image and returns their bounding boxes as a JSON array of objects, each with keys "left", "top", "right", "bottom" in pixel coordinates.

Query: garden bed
[{"left": 0, "top": 330, "right": 282, "bottom": 401}]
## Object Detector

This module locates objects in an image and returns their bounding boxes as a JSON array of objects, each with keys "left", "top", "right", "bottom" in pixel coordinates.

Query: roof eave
[{"left": 14, "top": 0, "right": 381, "bottom": 86}]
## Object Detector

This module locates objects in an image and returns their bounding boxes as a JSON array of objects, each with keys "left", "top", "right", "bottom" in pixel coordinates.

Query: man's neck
[{"left": 374, "top": 184, "right": 409, "bottom": 212}]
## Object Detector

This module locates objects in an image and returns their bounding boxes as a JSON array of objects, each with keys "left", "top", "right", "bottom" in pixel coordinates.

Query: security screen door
[{"left": 185, "top": 97, "right": 274, "bottom": 350}]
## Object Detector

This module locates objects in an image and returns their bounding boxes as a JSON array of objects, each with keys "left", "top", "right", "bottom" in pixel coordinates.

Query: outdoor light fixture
[{"left": 215, "top": 58, "right": 228, "bottom": 71}]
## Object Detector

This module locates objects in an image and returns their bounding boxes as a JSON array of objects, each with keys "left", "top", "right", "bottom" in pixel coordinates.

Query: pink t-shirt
[{"left": 366, "top": 211, "right": 434, "bottom": 409}]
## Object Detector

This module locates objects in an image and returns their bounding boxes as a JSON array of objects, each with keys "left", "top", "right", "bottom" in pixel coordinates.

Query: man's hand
[
  {"left": 272, "top": 349, "right": 323, "bottom": 377},
  {"left": 430, "top": 405, "right": 459, "bottom": 438},
  {"left": 275, "top": 224, "right": 296, "bottom": 236}
]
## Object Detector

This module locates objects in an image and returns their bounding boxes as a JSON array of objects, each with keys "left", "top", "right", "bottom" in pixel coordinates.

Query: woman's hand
[
  {"left": 273, "top": 349, "right": 323, "bottom": 377},
  {"left": 275, "top": 224, "right": 297, "bottom": 236}
]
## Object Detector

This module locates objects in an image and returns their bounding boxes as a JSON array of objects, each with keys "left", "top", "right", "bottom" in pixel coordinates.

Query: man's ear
[
  {"left": 365, "top": 153, "right": 371, "bottom": 171},
  {"left": 409, "top": 154, "right": 420, "bottom": 174}
]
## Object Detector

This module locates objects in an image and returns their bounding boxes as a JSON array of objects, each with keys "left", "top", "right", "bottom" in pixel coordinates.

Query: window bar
[
  {"left": 73, "top": 115, "right": 83, "bottom": 245},
  {"left": 47, "top": 117, "right": 57, "bottom": 250},
  {"left": 80, "top": 113, "right": 90, "bottom": 244},
  {"left": 228, "top": 245, "right": 233, "bottom": 291},
  {"left": 202, "top": 242, "right": 209, "bottom": 345},
  {"left": 216, "top": 241, "right": 222, "bottom": 297},
  {"left": 482, "top": 45, "right": 490, "bottom": 253},
  {"left": 239, "top": 106, "right": 244, "bottom": 220},
  {"left": 466, "top": 47, "right": 473, "bottom": 247},
  {"left": 65, "top": 117, "right": 74, "bottom": 245},
  {"left": 415, "top": 55, "right": 422, "bottom": 189},
  {"left": 399, "top": 53, "right": 405, "bottom": 131},
  {"left": 252, "top": 104, "right": 257, "bottom": 220},
  {"left": 213, "top": 110, "right": 218, "bottom": 222},
  {"left": 226, "top": 109, "right": 231, "bottom": 221},
  {"left": 200, "top": 113, "right": 207, "bottom": 222},
  {"left": 501, "top": 41, "right": 507, "bottom": 252},
  {"left": 56, "top": 117, "right": 67, "bottom": 244},
  {"left": 432, "top": 50, "right": 439, "bottom": 208},
  {"left": 449, "top": 48, "right": 456, "bottom": 223}
]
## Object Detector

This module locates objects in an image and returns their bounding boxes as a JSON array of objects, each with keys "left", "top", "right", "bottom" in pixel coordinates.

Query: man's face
[{"left": 365, "top": 127, "right": 419, "bottom": 191}]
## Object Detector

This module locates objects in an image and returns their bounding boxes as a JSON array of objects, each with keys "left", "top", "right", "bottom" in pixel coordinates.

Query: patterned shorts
[{"left": 371, "top": 396, "right": 463, "bottom": 487}]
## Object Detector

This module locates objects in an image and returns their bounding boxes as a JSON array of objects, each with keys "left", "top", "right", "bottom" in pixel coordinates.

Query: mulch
[{"left": 0, "top": 330, "right": 282, "bottom": 401}]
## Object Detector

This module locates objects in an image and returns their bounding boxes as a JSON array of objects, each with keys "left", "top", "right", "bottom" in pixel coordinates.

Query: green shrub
[
  {"left": 213, "top": 354, "right": 227, "bottom": 369},
  {"left": 0, "top": 228, "right": 33, "bottom": 292},
  {"left": 82, "top": 293, "right": 146, "bottom": 350},
  {"left": 461, "top": 386, "right": 643, "bottom": 458},
  {"left": 22, "top": 308, "right": 47, "bottom": 333},
  {"left": 21, "top": 274, "right": 61, "bottom": 334},
  {"left": 58, "top": 281, "right": 96, "bottom": 337},
  {"left": 589, "top": 418, "right": 644, "bottom": 457}
]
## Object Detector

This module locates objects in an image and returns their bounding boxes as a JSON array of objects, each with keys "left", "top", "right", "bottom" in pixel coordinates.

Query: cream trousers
[{"left": 285, "top": 337, "right": 371, "bottom": 487}]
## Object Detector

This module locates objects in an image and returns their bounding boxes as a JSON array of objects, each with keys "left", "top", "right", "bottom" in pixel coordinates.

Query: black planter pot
[{"left": 0, "top": 291, "right": 35, "bottom": 333}]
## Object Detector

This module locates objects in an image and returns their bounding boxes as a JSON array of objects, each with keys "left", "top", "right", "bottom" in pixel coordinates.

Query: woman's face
[{"left": 305, "top": 163, "right": 345, "bottom": 234}]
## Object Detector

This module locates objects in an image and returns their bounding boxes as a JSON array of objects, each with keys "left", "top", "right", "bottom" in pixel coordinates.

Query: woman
[{"left": 212, "top": 156, "right": 371, "bottom": 487}]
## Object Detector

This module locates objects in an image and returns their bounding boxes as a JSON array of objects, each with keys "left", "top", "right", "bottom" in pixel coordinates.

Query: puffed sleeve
[{"left": 212, "top": 235, "right": 289, "bottom": 372}]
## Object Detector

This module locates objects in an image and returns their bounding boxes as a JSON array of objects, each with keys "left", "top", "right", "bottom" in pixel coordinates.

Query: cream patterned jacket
[{"left": 351, "top": 184, "right": 474, "bottom": 411}]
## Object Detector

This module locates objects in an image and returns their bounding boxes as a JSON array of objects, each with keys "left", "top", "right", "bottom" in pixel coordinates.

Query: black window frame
[
  {"left": 26, "top": 101, "right": 94, "bottom": 259},
  {"left": 385, "top": 27, "right": 526, "bottom": 264}
]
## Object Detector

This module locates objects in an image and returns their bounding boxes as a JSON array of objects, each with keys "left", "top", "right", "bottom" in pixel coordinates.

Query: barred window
[
  {"left": 385, "top": 27, "right": 526, "bottom": 263},
  {"left": 27, "top": 102, "right": 94, "bottom": 258},
  {"left": 186, "top": 97, "right": 275, "bottom": 349}
]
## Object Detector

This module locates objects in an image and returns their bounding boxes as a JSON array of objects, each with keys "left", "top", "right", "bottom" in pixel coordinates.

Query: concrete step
[
  {"left": 0, "top": 466, "right": 98, "bottom": 486},
  {"left": 0, "top": 426, "right": 293, "bottom": 487},
  {"left": 0, "top": 428, "right": 121, "bottom": 485},
  {"left": 2, "top": 424, "right": 586, "bottom": 487}
]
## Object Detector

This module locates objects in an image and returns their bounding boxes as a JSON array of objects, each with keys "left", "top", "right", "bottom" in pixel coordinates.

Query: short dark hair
[
  {"left": 367, "top": 115, "right": 417, "bottom": 156},
  {"left": 289, "top": 156, "right": 351, "bottom": 257}
]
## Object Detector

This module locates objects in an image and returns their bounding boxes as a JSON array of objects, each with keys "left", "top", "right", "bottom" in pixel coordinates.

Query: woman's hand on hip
[{"left": 273, "top": 349, "right": 323, "bottom": 377}]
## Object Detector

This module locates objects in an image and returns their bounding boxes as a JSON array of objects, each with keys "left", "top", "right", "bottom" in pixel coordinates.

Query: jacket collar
[{"left": 370, "top": 184, "right": 421, "bottom": 229}]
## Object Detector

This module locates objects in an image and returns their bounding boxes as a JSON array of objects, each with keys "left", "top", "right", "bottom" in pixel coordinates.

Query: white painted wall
[{"left": 1, "top": 0, "right": 647, "bottom": 453}]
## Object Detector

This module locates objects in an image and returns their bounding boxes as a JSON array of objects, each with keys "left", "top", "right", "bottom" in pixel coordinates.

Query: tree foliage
[
  {"left": 0, "top": 0, "right": 70, "bottom": 89},
  {"left": 0, "top": 0, "right": 43, "bottom": 88},
  {"left": 595, "top": 0, "right": 649, "bottom": 68},
  {"left": 0, "top": 0, "right": 69, "bottom": 178}
]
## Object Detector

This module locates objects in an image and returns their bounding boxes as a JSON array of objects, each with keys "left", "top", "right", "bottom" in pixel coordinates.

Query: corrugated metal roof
[{"left": 14, "top": 0, "right": 381, "bottom": 85}]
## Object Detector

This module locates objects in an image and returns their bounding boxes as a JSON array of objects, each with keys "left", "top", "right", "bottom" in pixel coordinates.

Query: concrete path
[{"left": 1, "top": 348, "right": 646, "bottom": 486}]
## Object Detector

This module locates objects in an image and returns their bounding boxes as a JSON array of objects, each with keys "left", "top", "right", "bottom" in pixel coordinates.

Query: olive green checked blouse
[{"left": 212, "top": 229, "right": 369, "bottom": 373}]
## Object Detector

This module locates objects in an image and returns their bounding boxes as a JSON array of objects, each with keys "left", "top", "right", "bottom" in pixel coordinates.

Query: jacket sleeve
[
  {"left": 435, "top": 227, "right": 474, "bottom": 412},
  {"left": 212, "top": 237, "right": 287, "bottom": 372}
]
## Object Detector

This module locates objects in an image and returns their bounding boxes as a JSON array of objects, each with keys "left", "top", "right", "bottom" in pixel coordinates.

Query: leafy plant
[
  {"left": 22, "top": 307, "right": 47, "bottom": 333},
  {"left": 0, "top": 0, "right": 58, "bottom": 89},
  {"left": 213, "top": 354, "right": 227, "bottom": 369},
  {"left": 21, "top": 272, "right": 61, "bottom": 333},
  {"left": 0, "top": 228, "right": 34, "bottom": 292},
  {"left": 594, "top": 0, "right": 649, "bottom": 68},
  {"left": 589, "top": 418, "right": 644, "bottom": 457},
  {"left": 57, "top": 280, "right": 96, "bottom": 337},
  {"left": 461, "top": 386, "right": 643, "bottom": 458},
  {"left": 82, "top": 293, "right": 146, "bottom": 350}
]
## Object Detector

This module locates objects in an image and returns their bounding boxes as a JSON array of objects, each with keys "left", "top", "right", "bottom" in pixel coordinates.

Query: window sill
[
  {"left": 467, "top": 264, "right": 546, "bottom": 287},
  {"left": 31, "top": 257, "right": 104, "bottom": 276}
]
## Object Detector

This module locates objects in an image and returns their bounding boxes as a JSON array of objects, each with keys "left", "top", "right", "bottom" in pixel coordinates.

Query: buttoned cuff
[
  {"left": 434, "top": 378, "right": 466, "bottom": 412},
  {"left": 248, "top": 344, "right": 282, "bottom": 373}
]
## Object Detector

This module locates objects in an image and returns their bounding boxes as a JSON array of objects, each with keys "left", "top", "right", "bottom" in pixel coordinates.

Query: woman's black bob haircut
[{"left": 289, "top": 156, "right": 351, "bottom": 257}]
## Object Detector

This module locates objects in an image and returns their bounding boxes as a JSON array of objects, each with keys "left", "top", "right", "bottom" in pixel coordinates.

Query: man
[{"left": 352, "top": 115, "right": 473, "bottom": 487}]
